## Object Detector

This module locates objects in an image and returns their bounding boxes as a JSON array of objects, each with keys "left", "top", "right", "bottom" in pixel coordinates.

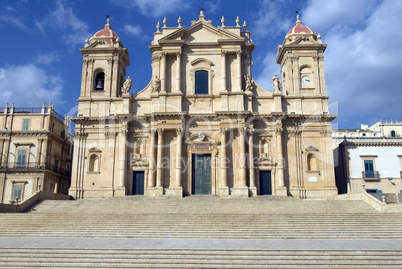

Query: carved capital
[
  {"left": 221, "top": 50, "right": 227, "bottom": 57},
  {"left": 104, "top": 132, "right": 117, "bottom": 139},
  {"left": 152, "top": 55, "right": 161, "bottom": 62},
  {"left": 275, "top": 127, "right": 283, "bottom": 135},
  {"left": 157, "top": 128, "right": 164, "bottom": 135},
  {"left": 220, "top": 128, "right": 227, "bottom": 134},
  {"left": 320, "top": 130, "right": 332, "bottom": 137},
  {"left": 176, "top": 128, "right": 182, "bottom": 136},
  {"left": 236, "top": 49, "right": 242, "bottom": 56}
]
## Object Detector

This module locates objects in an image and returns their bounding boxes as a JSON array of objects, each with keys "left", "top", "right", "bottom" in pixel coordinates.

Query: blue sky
[{"left": 1, "top": 0, "right": 401, "bottom": 129}]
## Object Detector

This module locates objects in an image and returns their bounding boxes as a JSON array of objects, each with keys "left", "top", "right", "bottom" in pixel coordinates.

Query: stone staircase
[{"left": 0, "top": 196, "right": 401, "bottom": 268}]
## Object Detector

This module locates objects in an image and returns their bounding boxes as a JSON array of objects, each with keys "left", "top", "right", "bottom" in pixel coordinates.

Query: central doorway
[
  {"left": 132, "top": 171, "right": 144, "bottom": 195},
  {"left": 192, "top": 154, "right": 212, "bottom": 195},
  {"left": 259, "top": 170, "right": 272, "bottom": 195}
]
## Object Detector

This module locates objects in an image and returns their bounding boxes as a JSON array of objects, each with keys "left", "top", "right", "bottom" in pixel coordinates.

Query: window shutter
[{"left": 22, "top": 119, "right": 30, "bottom": 131}]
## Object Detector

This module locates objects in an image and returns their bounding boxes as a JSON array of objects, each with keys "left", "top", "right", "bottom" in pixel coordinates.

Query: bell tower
[
  {"left": 276, "top": 15, "right": 328, "bottom": 114},
  {"left": 78, "top": 18, "right": 130, "bottom": 117}
]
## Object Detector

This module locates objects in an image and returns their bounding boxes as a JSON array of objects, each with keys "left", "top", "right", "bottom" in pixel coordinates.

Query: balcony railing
[
  {"left": 14, "top": 107, "right": 42, "bottom": 113},
  {"left": 362, "top": 171, "right": 380, "bottom": 179},
  {"left": 0, "top": 162, "right": 71, "bottom": 177}
]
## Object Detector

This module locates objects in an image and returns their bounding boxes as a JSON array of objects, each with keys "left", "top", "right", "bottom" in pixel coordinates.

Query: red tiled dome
[
  {"left": 89, "top": 19, "right": 122, "bottom": 47},
  {"left": 285, "top": 15, "right": 317, "bottom": 44}
]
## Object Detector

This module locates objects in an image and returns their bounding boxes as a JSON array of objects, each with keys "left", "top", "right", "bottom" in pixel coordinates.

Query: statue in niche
[
  {"left": 245, "top": 74, "right": 253, "bottom": 92},
  {"left": 152, "top": 75, "right": 160, "bottom": 93},
  {"left": 272, "top": 74, "right": 282, "bottom": 93},
  {"left": 121, "top": 76, "right": 132, "bottom": 94}
]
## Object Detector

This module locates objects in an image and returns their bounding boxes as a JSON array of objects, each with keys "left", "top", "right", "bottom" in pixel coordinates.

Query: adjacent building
[
  {"left": 70, "top": 13, "right": 338, "bottom": 199},
  {"left": 0, "top": 103, "right": 73, "bottom": 204},
  {"left": 333, "top": 121, "right": 402, "bottom": 196}
]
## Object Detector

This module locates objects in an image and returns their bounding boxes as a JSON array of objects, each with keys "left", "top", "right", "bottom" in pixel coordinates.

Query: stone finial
[
  {"left": 85, "top": 39, "right": 89, "bottom": 47},
  {"left": 42, "top": 103, "right": 46, "bottom": 107},
  {"left": 296, "top": 14, "right": 301, "bottom": 25},
  {"left": 105, "top": 17, "right": 111, "bottom": 28},
  {"left": 199, "top": 10, "right": 205, "bottom": 21},
  {"left": 243, "top": 21, "right": 248, "bottom": 31},
  {"left": 178, "top": 16, "right": 182, "bottom": 27},
  {"left": 5, "top": 103, "right": 8, "bottom": 107},
  {"left": 11, "top": 103, "right": 14, "bottom": 108},
  {"left": 156, "top": 22, "right": 161, "bottom": 32},
  {"left": 317, "top": 33, "right": 322, "bottom": 43},
  {"left": 221, "top": 16, "right": 225, "bottom": 27},
  {"left": 236, "top": 16, "right": 240, "bottom": 27},
  {"left": 163, "top": 17, "right": 167, "bottom": 28}
]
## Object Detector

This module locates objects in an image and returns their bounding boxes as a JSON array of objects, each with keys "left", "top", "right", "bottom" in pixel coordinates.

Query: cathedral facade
[{"left": 69, "top": 13, "right": 338, "bottom": 199}]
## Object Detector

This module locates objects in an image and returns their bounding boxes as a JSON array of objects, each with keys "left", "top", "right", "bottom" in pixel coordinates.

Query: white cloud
[
  {"left": 38, "top": 0, "right": 91, "bottom": 46},
  {"left": 0, "top": 64, "right": 64, "bottom": 107},
  {"left": 302, "top": 0, "right": 377, "bottom": 36},
  {"left": 124, "top": 24, "right": 143, "bottom": 36},
  {"left": 35, "top": 51, "right": 60, "bottom": 65},
  {"left": 254, "top": 51, "right": 280, "bottom": 91},
  {"left": 0, "top": 5, "right": 28, "bottom": 30},
  {"left": 114, "top": 0, "right": 191, "bottom": 18},
  {"left": 252, "top": 0, "right": 292, "bottom": 39},
  {"left": 301, "top": 0, "right": 402, "bottom": 126}
]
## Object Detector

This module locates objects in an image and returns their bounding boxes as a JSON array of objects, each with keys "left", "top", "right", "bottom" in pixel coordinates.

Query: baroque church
[{"left": 69, "top": 12, "right": 338, "bottom": 199}]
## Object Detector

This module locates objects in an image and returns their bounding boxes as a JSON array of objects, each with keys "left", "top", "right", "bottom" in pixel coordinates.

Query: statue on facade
[
  {"left": 245, "top": 74, "right": 253, "bottom": 92},
  {"left": 272, "top": 74, "right": 282, "bottom": 93},
  {"left": 121, "top": 76, "right": 132, "bottom": 94},
  {"left": 152, "top": 75, "right": 160, "bottom": 93}
]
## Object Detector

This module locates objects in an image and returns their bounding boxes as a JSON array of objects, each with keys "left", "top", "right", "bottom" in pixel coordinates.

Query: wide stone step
[{"left": 0, "top": 249, "right": 401, "bottom": 268}]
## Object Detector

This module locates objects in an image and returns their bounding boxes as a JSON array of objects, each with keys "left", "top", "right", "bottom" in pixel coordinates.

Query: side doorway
[
  {"left": 132, "top": 171, "right": 145, "bottom": 195},
  {"left": 259, "top": 170, "right": 272, "bottom": 195}
]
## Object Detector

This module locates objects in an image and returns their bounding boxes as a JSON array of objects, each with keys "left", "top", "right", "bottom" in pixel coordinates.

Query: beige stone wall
[
  {"left": 70, "top": 13, "right": 338, "bottom": 199},
  {"left": 0, "top": 106, "right": 73, "bottom": 204}
]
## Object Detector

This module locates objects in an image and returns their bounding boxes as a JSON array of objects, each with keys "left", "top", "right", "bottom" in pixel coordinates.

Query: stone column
[
  {"left": 175, "top": 129, "right": 182, "bottom": 187},
  {"left": 236, "top": 50, "right": 242, "bottom": 91},
  {"left": 160, "top": 53, "right": 166, "bottom": 93},
  {"left": 41, "top": 139, "right": 48, "bottom": 166},
  {"left": 248, "top": 129, "right": 257, "bottom": 196},
  {"left": 148, "top": 129, "right": 156, "bottom": 188},
  {"left": 156, "top": 128, "right": 164, "bottom": 187},
  {"left": 221, "top": 51, "right": 227, "bottom": 92},
  {"left": 219, "top": 128, "right": 229, "bottom": 196},
  {"left": 0, "top": 139, "right": 4, "bottom": 166},
  {"left": 176, "top": 52, "right": 181, "bottom": 92},
  {"left": 36, "top": 139, "right": 42, "bottom": 166},
  {"left": 239, "top": 127, "right": 246, "bottom": 186},
  {"left": 276, "top": 127, "right": 287, "bottom": 196},
  {"left": 233, "top": 127, "right": 249, "bottom": 197},
  {"left": 119, "top": 129, "right": 127, "bottom": 188}
]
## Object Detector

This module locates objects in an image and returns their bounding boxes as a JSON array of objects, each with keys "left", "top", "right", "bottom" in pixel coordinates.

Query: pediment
[{"left": 158, "top": 21, "right": 243, "bottom": 45}]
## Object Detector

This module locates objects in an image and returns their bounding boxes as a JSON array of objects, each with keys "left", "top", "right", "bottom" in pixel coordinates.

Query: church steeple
[
  {"left": 77, "top": 18, "right": 130, "bottom": 116},
  {"left": 276, "top": 14, "right": 328, "bottom": 114}
]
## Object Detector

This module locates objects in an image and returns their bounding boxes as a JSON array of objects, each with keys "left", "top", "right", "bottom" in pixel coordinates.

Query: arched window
[
  {"left": 307, "top": 153, "right": 318, "bottom": 171},
  {"left": 94, "top": 72, "right": 105, "bottom": 91},
  {"left": 195, "top": 70, "right": 208, "bottom": 94},
  {"left": 391, "top": 130, "right": 396, "bottom": 137},
  {"left": 89, "top": 154, "right": 99, "bottom": 172}
]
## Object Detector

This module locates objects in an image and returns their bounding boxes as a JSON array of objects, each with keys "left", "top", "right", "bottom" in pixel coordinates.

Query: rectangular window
[
  {"left": 55, "top": 160, "right": 59, "bottom": 168},
  {"left": 195, "top": 70, "right": 208, "bottom": 94},
  {"left": 13, "top": 185, "right": 23, "bottom": 200},
  {"left": 364, "top": 160, "right": 374, "bottom": 178},
  {"left": 22, "top": 119, "right": 30, "bottom": 131},
  {"left": 16, "top": 149, "right": 27, "bottom": 168}
]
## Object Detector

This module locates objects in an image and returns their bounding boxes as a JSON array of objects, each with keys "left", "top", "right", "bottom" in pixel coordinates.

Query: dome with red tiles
[
  {"left": 88, "top": 19, "right": 123, "bottom": 48},
  {"left": 284, "top": 15, "right": 318, "bottom": 45}
]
